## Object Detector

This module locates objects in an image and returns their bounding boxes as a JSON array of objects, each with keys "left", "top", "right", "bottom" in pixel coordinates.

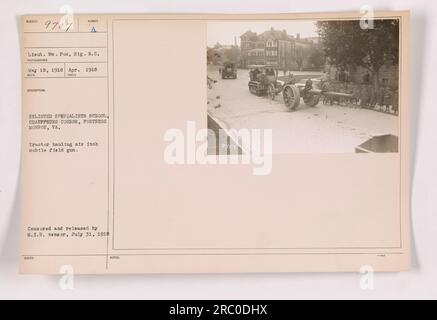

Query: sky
[{"left": 207, "top": 20, "right": 319, "bottom": 47}]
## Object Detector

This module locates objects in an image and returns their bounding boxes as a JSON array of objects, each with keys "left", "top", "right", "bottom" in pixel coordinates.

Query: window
[{"left": 266, "top": 40, "right": 277, "bottom": 47}]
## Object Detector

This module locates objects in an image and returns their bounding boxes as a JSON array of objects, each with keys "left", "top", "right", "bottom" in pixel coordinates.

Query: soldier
[
  {"left": 321, "top": 81, "right": 331, "bottom": 104},
  {"left": 360, "top": 85, "right": 369, "bottom": 108},
  {"left": 266, "top": 68, "right": 275, "bottom": 76},
  {"left": 382, "top": 85, "right": 393, "bottom": 113},
  {"left": 339, "top": 83, "right": 347, "bottom": 105},
  {"left": 304, "top": 79, "right": 313, "bottom": 93},
  {"left": 249, "top": 69, "right": 254, "bottom": 81},
  {"left": 345, "top": 83, "right": 354, "bottom": 106},
  {"left": 321, "top": 71, "right": 329, "bottom": 82},
  {"left": 392, "top": 89, "right": 399, "bottom": 115},
  {"left": 319, "top": 71, "right": 329, "bottom": 92},
  {"left": 363, "top": 71, "right": 371, "bottom": 84},
  {"left": 253, "top": 68, "right": 261, "bottom": 79},
  {"left": 351, "top": 85, "right": 361, "bottom": 106},
  {"left": 286, "top": 73, "right": 296, "bottom": 85},
  {"left": 344, "top": 70, "right": 351, "bottom": 83},
  {"left": 338, "top": 69, "right": 346, "bottom": 83},
  {"left": 369, "top": 85, "right": 381, "bottom": 109}
]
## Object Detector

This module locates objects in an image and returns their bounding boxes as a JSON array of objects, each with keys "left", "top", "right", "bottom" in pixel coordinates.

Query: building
[{"left": 240, "top": 28, "right": 318, "bottom": 69}]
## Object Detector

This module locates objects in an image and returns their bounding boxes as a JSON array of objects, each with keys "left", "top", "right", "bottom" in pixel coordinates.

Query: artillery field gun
[{"left": 248, "top": 65, "right": 352, "bottom": 110}]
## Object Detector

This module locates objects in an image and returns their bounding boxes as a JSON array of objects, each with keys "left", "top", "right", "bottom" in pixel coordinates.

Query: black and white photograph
[
  {"left": 4, "top": 0, "right": 437, "bottom": 301},
  {"left": 207, "top": 19, "right": 400, "bottom": 154}
]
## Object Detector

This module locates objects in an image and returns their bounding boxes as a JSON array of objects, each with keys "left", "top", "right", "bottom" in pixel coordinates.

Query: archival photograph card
[{"left": 20, "top": 12, "right": 410, "bottom": 274}]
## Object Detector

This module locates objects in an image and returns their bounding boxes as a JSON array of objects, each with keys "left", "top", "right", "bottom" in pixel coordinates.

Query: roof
[
  {"left": 240, "top": 28, "right": 320, "bottom": 44},
  {"left": 240, "top": 30, "right": 257, "bottom": 39},
  {"left": 259, "top": 28, "right": 288, "bottom": 41}
]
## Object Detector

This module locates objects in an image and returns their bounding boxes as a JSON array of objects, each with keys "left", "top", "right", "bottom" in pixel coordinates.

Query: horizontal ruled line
[
  {"left": 24, "top": 76, "right": 107, "bottom": 79},
  {"left": 25, "top": 61, "right": 108, "bottom": 63},
  {"left": 24, "top": 46, "right": 107, "bottom": 49}
]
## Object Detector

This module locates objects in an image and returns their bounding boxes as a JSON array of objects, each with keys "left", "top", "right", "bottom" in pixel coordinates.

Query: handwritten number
[{"left": 44, "top": 20, "right": 72, "bottom": 32}]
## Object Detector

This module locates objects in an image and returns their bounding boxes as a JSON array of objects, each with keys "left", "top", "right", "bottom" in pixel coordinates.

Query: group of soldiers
[{"left": 320, "top": 80, "right": 399, "bottom": 115}]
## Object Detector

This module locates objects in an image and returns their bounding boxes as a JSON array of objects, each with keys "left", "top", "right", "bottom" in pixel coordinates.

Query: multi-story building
[{"left": 240, "top": 28, "right": 317, "bottom": 70}]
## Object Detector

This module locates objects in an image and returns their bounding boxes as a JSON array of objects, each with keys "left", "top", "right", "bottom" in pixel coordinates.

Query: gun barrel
[{"left": 322, "top": 91, "right": 353, "bottom": 98}]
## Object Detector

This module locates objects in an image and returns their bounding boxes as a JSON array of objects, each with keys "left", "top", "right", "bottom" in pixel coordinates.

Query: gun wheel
[
  {"left": 303, "top": 94, "right": 321, "bottom": 107},
  {"left": 283, "top": 85, "right": 300, "bottom": 110}
]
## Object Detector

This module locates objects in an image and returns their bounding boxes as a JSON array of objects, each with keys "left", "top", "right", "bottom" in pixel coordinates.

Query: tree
[
  {"left": 307, "top": 45, "right": 325, "bottom": 69},
  {"left": 292, "top": 44, "right": 324, "bottom": 71},
  {"left": 292, "top": 45, "right": 308, "bottom": 71},
  {"left": 222, "top": 46, "right": 241, "bottom": 64},
  {"left": 207, "top": 47, "right": 221, "bottom": 65},
  {"left": 316, "top": 19, "right": 399, "bottom": 84},
  {"left": 207, "top": 45, "right": 241, "bottom": 65}
]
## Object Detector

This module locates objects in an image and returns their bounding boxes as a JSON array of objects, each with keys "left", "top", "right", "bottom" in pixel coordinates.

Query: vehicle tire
[
  {"left": 283, "top": 85, "right": 300, "bottom": 110},
  {"left": 268, "top": 83, "right": 276, "bottom": 100},
  {"left": 256, "top": 83, "right": 263, "bottom": 96},
  {"left": 303, "top": 93, "right": 321, "bottom": 107}
]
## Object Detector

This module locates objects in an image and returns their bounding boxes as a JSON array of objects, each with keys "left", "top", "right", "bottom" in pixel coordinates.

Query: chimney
[{"left": 296, "top": 33, "right": 300, "bottom": 40}]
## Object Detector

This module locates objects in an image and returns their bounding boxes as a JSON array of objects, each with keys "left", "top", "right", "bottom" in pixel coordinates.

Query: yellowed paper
[{"left": 20, "top": 12, "right": 410, "bottom": 274}]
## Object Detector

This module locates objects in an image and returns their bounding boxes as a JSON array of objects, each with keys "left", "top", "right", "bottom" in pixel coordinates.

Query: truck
[{"left": 221, "top": 62, "right": 237, "bottom": 79}]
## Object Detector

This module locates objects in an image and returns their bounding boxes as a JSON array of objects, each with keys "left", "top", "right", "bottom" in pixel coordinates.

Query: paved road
[{"left": 207, "top": 65, "right": 398, "bottom": 154}]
